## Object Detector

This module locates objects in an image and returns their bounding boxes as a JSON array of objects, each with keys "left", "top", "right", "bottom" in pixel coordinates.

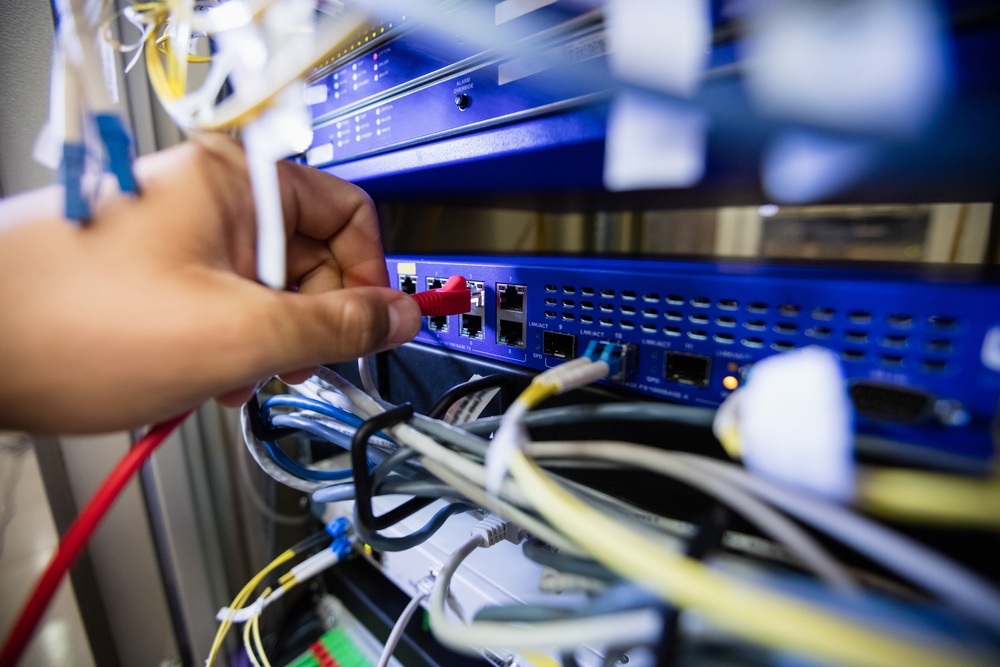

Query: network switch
[
  {"left": 389, "top": 255, "right": 1000, "bottom": 460},
  {"left": 301, "top": 6, "right": 609, "bottom": 169}
]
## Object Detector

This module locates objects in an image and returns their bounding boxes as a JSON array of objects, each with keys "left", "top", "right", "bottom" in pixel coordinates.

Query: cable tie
[{"left": 411, "top": 275, "right": 471, "bottom": 316}]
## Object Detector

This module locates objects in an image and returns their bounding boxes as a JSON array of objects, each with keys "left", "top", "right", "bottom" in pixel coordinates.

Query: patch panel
[{"left": 390, "top": 255, "right": 1000, "bottom": 460}]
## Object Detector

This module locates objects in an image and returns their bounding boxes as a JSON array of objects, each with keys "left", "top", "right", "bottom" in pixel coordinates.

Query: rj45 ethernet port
[
  {"left": 543, "top": 332, "right": 576, "bottom": 359},
  {"left": 664, "top": 351, "right": 711, "bottom": 388},
  {"left": 398, "top": 274, "right": 417, "bottom": 295},
  {"left": 498, "top": 320, "right": 525, "bottom": 348},
  {"left": 498, "top": 283, "right": 526, "bottom": 312},
  {"left": 461, "top": 314, "right": 484, "bottom": 339},
  {"left": 428, "top": 315, "right": 448, "bottom": 332}
]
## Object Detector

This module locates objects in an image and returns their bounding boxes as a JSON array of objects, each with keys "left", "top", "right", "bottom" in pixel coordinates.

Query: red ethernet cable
[
  {"left": 411, "top": 275, "right": 472, "bottom": 316},
  {"left": 0, "top": 410, "right": 191, "bottom": 666}
]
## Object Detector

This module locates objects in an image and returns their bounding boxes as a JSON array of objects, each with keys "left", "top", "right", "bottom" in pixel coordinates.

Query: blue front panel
[
  {"left": 388, "top": 255, "right": 1000, "bottom": 460},
  {"left": 307, "top": 27, "right": 610, "bottom": 167}
]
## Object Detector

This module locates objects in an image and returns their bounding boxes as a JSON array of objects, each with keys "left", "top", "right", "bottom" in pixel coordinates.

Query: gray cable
[
  {"left": 531, "top": 442, "right": 858, "bottom": 593},
  {"left": 683, "top": 455, "right": 1000, "bottom": 631},
  {"left": 312, "top": 478, "right": 456, "bottom": 504},
  {"left": 411, "top": 414, "right": 490, "bottom": 457},
  {"left": 460, "top": 402, "right": 716, "bottom": 436}
]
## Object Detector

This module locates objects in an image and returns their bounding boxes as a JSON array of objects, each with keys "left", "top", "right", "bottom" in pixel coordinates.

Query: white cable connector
[
  {"left": 486, "top": 400, "right": 530, "bottom": 496},
  {"left": 289, "top": 545, "right": 342, "bottom": 581},
  {"left": 470, "top": 514, "right": 525, "bottom": 548},
  {"left": 538, "top": 357, "right": 610, "bottom": 393},
  {"left": 214, "top": 543, "right": 349, "bottom": 624},
  {"left": 487, "top": 357, "right": 610, "bottom": 496}
]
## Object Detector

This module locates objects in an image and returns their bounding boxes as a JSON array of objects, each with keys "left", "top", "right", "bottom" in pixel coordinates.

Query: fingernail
[{"left": 387, "top": 295, "right": 421, "bottom": 346}]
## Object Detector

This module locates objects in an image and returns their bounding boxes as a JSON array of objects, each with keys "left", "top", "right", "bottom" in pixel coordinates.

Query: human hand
[{"left": 0, "top": 135, "right": 421, "bottom": 433}]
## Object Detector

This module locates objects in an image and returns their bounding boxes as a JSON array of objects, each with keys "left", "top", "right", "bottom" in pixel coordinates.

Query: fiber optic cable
[
  {"left": 855, "top": 466, "right": 1000, "bottom": 530},
  {"left": 508, "top": 447, "right": 993, "bottom": 667},
  {"left": 528, "top": 441, "right": 857, "bottom": 593},
  {"left": 206, "top": 525, "right": 349, "bottom": 667},
  {"left": 681, "top": 454, "right": 1000, "bottom": 632},
  {"left": 494, "top": 362, "right": 994, "bottom": 667}
]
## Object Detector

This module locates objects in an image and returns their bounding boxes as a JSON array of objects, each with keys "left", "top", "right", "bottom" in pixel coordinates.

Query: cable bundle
[{"left": 237, "top": 357, "right": 1000, "bottom": 667}]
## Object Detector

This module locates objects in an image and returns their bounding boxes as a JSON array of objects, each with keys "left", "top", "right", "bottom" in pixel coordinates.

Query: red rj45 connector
[{"left": 411, "top": 275, "right": 472, "bottom": 316}]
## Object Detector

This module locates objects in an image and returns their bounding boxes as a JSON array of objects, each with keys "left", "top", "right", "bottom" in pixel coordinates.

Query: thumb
[{"left": 252, "top": 286, "right": 422, "bottom": 373}]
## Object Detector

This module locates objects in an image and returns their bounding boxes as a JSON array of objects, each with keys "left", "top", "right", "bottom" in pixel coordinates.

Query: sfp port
[
  {"left": 543, "top": 331, "right": 576, "bottom": 359},
  {"left": 664, "top": 351, "right": 711, "bottom": 388}
]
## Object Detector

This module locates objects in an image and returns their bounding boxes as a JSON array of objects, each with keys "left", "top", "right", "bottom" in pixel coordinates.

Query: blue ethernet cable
[
  {"left": 270, "top": 413, "right": 356, "bottom": 452},
  {"left": 263, "top": 395, "right": 367, "bottom": 429},
  {"left": 265, "top": 414, "right": 381, "bottom": 483},
  {"left": 262, "top": 439, "right": 353, "bottom": 482}
]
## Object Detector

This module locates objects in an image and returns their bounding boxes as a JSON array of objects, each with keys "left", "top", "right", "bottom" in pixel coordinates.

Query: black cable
[
  {"left": 427, "top": 374, "right": 509, "bottom": 420},
  {"left": 656, "top": 504, "right": 731, "bottom": 667},
  {"left": 353, "top": 501, "right": 477, "bottom": 552},
  {"left": 522, "top": 537, "right": 618, "bottom": 582},
  {"left": 351, "top": 405, "right": 439, "bottom": 533},
  {"left": 249, "top": 393, "right": 296, "bottom": 441}
]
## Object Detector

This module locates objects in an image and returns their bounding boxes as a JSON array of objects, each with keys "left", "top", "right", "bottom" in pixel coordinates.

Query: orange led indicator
[{"left": 723, "top": 375, "right": 739, "bottom": 391}]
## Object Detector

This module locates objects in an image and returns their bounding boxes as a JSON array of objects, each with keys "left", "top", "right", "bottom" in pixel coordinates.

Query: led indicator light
[{"left": 723, "top": 376, "right": 739, "bottom": 391}]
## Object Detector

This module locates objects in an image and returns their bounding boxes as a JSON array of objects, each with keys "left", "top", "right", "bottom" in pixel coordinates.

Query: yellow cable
[
  {"left": 857, "top": 467, "right": 1000, "bottom": 530},
  {"left": 508, "top": 451, "right": 988, "bottom": 667},
  {"left": 243, "top": 589, "right": 266, "bottom": 667},
  {"left": 716, "top": 424, "right": 741, "bottom": 458},
  {"left": 499, "top": 374, "right": 991, "bottom": 667},
  {"left": 145, "top": 25, "right": 179, "bottom": 104},
  {"left": 199, "top": 17, "right": 366, "bottom": 130},
  {"left": 205, "top": 548, "right": 295, "bottom": 667},
  {"left": 252, "top": 606, "right": 272, "bottom": 667},
  {"left": 520, "top": 381, "right": 558, "bottom": 408},
  {"left": 156, "top": 33, "right": 212, "bottom": 62}
]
